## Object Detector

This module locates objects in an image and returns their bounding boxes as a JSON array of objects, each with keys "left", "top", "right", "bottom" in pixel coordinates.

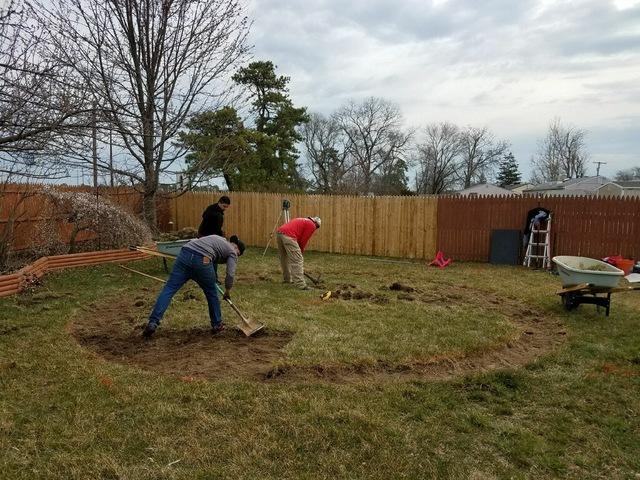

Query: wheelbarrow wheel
[{"left": 561, "top": 293, "right": 579, "bottom": 311}]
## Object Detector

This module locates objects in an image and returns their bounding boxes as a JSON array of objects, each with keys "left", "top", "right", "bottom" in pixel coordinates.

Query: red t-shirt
[{"left": 277, "top": 218, "right": 317, "bottom": 253}]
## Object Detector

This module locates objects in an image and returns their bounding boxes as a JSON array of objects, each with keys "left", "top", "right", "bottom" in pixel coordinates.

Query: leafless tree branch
[
  {"left": 33, "top": 0, "right": 250, "bottom": 226},
  {"left": 414, "top": 122, "right": 462, "bottom": 194},
  {"left": 334, "top": 97, "right": 412, "bottom": 194},
  {"left": 532, "top": 118, "right": 588, "bottom": 182}
]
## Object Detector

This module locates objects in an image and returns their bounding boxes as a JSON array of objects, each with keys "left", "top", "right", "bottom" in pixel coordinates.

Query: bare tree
[
  {"left": 615, "top": 166, "right": 640, "bottom": 181},
  {"left": 334, "top": 97, "right": 412, "bottom": 194},
  {"left": 457, "top": 126, "right": 509, "bottom": 188},
  {"left": 1, "top": 1, "right": 91, "bottom": 175},
  {"left": 35, "top": 0, "right": 250, "bottom": 227},
  {"left": 532, "top": 118, "right": 588, "bottom": 182},
  {"left": 414, "top": 122, "right": 461, "bottom": 194},
  {"left": 301, "top": 112, "right": 354, "bottom": 193}
]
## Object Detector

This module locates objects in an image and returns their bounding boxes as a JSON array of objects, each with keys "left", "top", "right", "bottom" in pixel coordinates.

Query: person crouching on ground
[
  {"left": 276, "top": 216, "right": 321, "bottom": 290},
  {"left": 143, "top": 234, "right": 246, "bottom": 338}
]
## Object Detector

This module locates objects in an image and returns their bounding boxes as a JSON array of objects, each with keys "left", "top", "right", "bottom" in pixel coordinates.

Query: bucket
[{"left": 617, "top": 259, "right": 635, "bottom": 275}]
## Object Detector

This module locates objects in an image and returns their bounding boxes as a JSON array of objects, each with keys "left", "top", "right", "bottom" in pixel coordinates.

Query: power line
[{"left": 593, "top": 161, "right": 607, "bottom": 177}]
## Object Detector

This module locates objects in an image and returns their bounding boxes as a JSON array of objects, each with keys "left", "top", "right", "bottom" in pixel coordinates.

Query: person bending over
[
  {"left": 276, "top": 216, "right": 321, "bottom": 290},
  {"left": 143, "top": 234, "right": 245, "bottom": 338}
]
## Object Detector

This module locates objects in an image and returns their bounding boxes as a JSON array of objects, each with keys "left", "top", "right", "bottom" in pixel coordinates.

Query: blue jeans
[{"left": 148, "top": 248, "right": 222, "bottom": 329}]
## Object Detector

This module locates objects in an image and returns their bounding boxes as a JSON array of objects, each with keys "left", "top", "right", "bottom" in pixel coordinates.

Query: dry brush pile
[{"left": 34, "top": 187, "right": 153, "bottom": 255}]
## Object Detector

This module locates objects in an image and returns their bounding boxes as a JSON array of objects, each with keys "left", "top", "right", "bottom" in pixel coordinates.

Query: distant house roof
[
  {"left": 597, "top": 182, "right": 622, "bottom": 189},
  {"left": 523, "top": 176, "right": 610, "bottom": 193},
  {"left": 616, "top": 180, "right": 640, "bottom": 188},
  {"left": 504, "top": 182, "right": 532, "bottom": 191},
  {"left": 455, "top": 183, "right": 514, "bottom": 196}
]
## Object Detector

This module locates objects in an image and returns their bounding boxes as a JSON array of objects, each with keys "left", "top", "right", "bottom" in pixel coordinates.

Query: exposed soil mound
[
  {"left": 332, "top": 284, "right": 389, "bottom": 304},
  {"left": 389, "top": 282, "right": 416, "bottom": 292}
]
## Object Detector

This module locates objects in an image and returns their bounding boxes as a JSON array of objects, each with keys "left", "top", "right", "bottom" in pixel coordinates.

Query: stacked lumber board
[{"left": 0, "top": 249, "right": 148, "bottom": 298}]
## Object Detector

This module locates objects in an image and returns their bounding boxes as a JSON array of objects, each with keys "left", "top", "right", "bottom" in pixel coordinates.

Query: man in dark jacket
[{"left": 198, "top": 195, "right": 231, "bottom": 237}]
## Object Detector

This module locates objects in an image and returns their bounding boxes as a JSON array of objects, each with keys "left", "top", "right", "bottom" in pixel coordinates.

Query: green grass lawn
[{"left": 1, "top": 248, "right": 639, "bottom": 479}]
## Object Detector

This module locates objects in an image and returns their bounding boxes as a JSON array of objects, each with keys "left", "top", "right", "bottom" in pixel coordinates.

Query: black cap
[{"left": 230, "top": 235, "right": 245, "bottom": 256}]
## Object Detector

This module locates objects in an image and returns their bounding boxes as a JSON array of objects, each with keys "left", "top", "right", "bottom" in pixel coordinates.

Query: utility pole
[
  {"left": 92, "top": 102, "right": 98, "bottom": 190},
  {"left": 594, "top": 161, "right": 606, "bottom": 177},
  {"left": 92, "top": 101, "right": 101, "bottom": 249},
  {"left": 109, "top": 128, "right": 114, "bottom": 187}
]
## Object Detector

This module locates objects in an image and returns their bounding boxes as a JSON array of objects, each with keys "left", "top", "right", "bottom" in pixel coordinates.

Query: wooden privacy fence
[
  {"left": 438, "top": 195, "right": 640, "bottom": 261},
  {"left": 173, "top": 192, "right": 640, "bottom": 262},
  {"left": 172, "top": 192, "right": 439, "bottom": 259},
  {"left": 4, "top": 186, "right": 639, "bottom": 262}
]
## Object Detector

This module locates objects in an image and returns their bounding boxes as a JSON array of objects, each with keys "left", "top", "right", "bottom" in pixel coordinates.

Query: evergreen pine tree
[{"left": 496, "top": 152, "right": 521, "bottom": 187}]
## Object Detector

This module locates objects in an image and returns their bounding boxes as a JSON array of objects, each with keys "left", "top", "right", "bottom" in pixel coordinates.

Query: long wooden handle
[
  {"left": 226, "top": 298, "right": 249, "bottom": 322},
  {"left": 215, "top": 283, "right": 252, "bottom": 328},
  {"left": 130, "top": 246, "right": 177, "bottom": 260},
  {"left": 304, "top": 272, "right": 320, "bottom": 284},
  {"left": 119, "top": 264, "right": 167, "bottom": 283},
  {"left": 120, "top": 264, "right": 254, "bottom": 329}
]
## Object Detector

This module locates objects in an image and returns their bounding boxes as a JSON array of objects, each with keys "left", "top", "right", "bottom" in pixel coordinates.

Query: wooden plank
[{"left": 556, "top": 283, "right": 592, "bottom": 295}]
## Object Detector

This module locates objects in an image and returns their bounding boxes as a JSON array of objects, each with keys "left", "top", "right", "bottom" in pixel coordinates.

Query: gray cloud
[{"left": 246, "top": 0, "right": 640, "bottom": 176}]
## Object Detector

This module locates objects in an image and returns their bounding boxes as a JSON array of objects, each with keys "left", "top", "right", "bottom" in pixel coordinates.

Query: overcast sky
[{"left": 246, "top": 0, "right": 640, "bottom": 181}]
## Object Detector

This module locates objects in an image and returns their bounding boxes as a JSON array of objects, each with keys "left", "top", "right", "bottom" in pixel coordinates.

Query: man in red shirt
[{"left": 276, "top": 216, "right": 321, "bottom": 290}]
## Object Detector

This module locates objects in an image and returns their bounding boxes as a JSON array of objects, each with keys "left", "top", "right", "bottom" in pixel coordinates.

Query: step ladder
[{"left": 523, "top": 214, "right": 552, "bottom": 268}]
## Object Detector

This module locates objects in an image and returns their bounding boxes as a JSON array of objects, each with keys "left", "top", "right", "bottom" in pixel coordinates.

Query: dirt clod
[
  {"left": 352, "top": 291, "right": 372, "bottom": 300},
  {"left": 332, "top": 288, "right": 388, "bottom": 304},
  {"left": 389, "top": 282, "right": 414, "bottom": 292}
]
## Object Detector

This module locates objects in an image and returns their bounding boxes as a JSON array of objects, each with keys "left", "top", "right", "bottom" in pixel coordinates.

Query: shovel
[
  {"left": 214, "top": 284, "right": 265, "bottom": 336},
  {"left": 118, "top": 265, "right": 265, "bottom": 337}
]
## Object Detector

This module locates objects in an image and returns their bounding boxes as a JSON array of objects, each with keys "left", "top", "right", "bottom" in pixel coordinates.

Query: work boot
[
  {"left": 142, "top": 323, "right": 156, "bottom": 338},
  {"left": 211, "top": 323, "right": 225, "bottom": 335}
]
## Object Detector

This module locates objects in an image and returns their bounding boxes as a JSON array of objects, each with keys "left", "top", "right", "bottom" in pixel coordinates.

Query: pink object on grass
[{"left": 429, "top": 251, "right": 452, "bottom": 268}]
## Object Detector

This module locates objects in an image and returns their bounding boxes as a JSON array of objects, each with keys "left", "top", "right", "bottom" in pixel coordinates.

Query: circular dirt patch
[
  {"left": 70, "top": 297, "right": 292, "bottom": 381},
  {"left": 70, "top": 283, "right": 567, "bottom": 383}
]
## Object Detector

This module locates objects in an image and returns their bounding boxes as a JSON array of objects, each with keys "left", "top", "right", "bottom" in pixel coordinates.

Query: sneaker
[
  {"left": 142, "top": 324, "right": 156, "bottom": 338},
  {"left": 211, "top": 323, "right": 225, "bottom": 334},
  {"left": 299, "top": 285, "right": 311, "bottom": 291}
]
